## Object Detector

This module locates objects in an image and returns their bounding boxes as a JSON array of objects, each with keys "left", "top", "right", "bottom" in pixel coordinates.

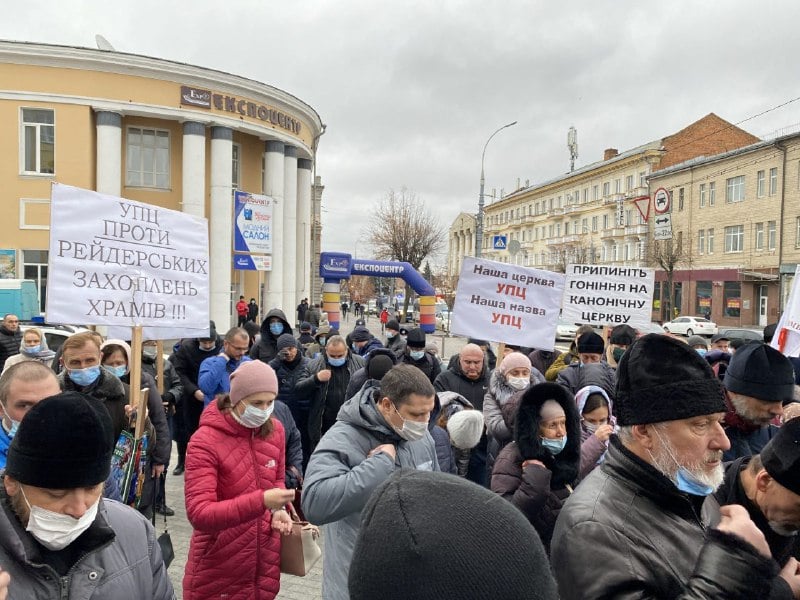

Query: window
[
  {"left": 639, "top": 171, "right": 647, "bottom": 187},
  {"left": 232, "top": 143, "right": 241, "bottom": 190},
  {"left": 126, "top": 127, "right": 170, "bottom": 188},
  {"left": 625, "top": 209, "right": 633, "bottom": 226},
  {"left": 796, "top": 217, "right": 800, "bottom": 247},
  {"left": 626, "top": 175, "right": 634, "bottom": 191},
  {"left": 548, "top": 224, "right": 554, "bottom": 238},
  {"left": 602, "top": 182, "right": 610, "bottom": 196},
  {"left": 612, "top": 244, "right": 619, "bottom": 261},
  {"left": 708, "top": 228, "right": 714, "bottom": 253},
  {"left": 556, "top": 223, "right": 562, "bottom": 236},
  {"left": 726, "top": 176, "right": 745, "bottom": 203},
  {"left": 697, "top": 229, "right": 705, "bottom": 254},
  {"left": 581, "top": 218, "right": 588, "bottom": 233},
  {"left": 696, "top": 281, "right": 712, "bottom": 315},
  {"left": 768, "top": 220, "right": 776, "bottom": 250},
  {"left": 755, "top": 222, "right": 764, "bottom": 250},
  {"left": 757, "top": 170, "right": 765, "bottom": 197},
  {"left": 583, "top": 188, "right": 589, "bottom": 203},
  {"left": 709, "top": 181, "right": 716, "bottom": 206},
  {"left": 724, "top": 225, "right": 744, "bottom": 252},
  {"left": 603, "top": 214, "right": 609, "bottom": 229},
  {"left": 678, "top": 188, "right": 685, "bottom": 211},
  {"left": 23, "top": 250, "right": 48, "bottom": 312},
  {"left": 592, "top": 216, "right": 598, "bottom": 232},
  {"left": 614, "top": 179, "right": 622, "bottom": 193},
  {"left": 593, "top": 185, "right": 599, "bottom": 201},
  {"left": 770, "top": 167, "right": 778, "bottom": 195},
  {"left": 699, "top": 183, "right": 706, "bottom": 208},
  {"left": 723, "top": 281, "right": 741, "bottom": 318},
  {"left": 549, "top": 198, "right": 554, "bottom": 211},
  {"left": 21, "top": 108, "right": 55, "bottom": 174}
]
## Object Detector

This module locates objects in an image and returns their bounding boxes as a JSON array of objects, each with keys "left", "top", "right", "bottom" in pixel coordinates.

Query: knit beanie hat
[
  {"left": 348, "top": 470, "right": 558, "bottom": 600},
  {"left": 609, "top": 324, "right": 636, "bottom": 346},
  {"left": 723, "top": 342, "right": 795, "bottom": 403},
  {"left": 686, "top": 335, "right": 709, "bottom": 349},
  {"left": 352, "top": 327, "right": 371, "bottom": 342},
  {"left": 577, "top": 331, "right": 604, "bottom": 354},
  {"left": 299, "top": 321, "right": 312, "bottom": 332},
  {"left": 761, "top": 417, "right": 800, "bottom": 495},
  {"left": 367, "top": 354, "right": 394, "bottom": 381},
  {"left": 499, "top": 352, "right": 531, "bottom": 374},
  {"left": 406, "top": 327, "right": 426, "bottom": 349},
  {"left": 616, "top": 334, "right": 726, "bottom": 425},
  {"left": 277, "top": 333, "right": 297, "bottom": 351},
  {"left": 386, "top": 319, "right": 400, "bottom": 332},
  {"left": 229, "top": 360, "right": 278, "bottom": 406},
  {"left": 6, "top": 392, "right": 114, "bottom": 488},
  {"left": 447, "top": 410, "right": 485, "bottom": 450},
  {"left": 199, "top": 320, "right": 217, "bottom": 342}
]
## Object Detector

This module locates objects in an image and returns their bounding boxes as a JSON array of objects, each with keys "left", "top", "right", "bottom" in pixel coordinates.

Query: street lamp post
[{"left": 476, "top": 121, "right": 517, "bottom": 258}]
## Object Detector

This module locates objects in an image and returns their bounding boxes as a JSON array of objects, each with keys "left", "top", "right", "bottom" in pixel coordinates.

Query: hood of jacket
[
  {"left": 514, "top": 382, "right": 580, "bottom": 486},
  {"left": 259, "top": 308, "right": 293, "bottom": 341},
  {"left": 336, "top": 379, "right": 400, "bottom": 442},
  {"left": 574, "top": 384, "right": 613, "bottom": 416}
]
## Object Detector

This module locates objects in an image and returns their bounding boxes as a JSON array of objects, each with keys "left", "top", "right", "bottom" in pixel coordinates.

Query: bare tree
[
  {"left": 547, "top": 242, "right": 595, "bottom": 273},
  {"left": 649, "top": 232, "right": 691, "bottom": 321},
  {"left": 366, "top": 188, "right": 445, "bottom": 321}
]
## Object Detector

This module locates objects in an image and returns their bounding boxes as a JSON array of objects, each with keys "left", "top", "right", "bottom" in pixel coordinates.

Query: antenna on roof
[
  {"left": 567, "top": 126, "right": 578, "bottom": 172},
  {"left": 95, "top": 35, "right": 116, "bottom": 51}
]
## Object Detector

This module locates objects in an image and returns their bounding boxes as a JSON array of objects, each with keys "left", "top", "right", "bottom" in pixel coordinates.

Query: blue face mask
[
  {"left": 409, "top": 350, "right": 425, "bottom": 361},
  {"left": 675, "top": 468, "right": 714, "bottom": 497},
  {"left": 23, "top": 345, "right": 41, "bottom": 355},
  {"left": 103, "top": 364, "right": 127, "bottom": 378},
  {"left": 69, "top": 365, "right": 101, "bottom": 387},
  {"left": 696, "top": 348, "right": 707, "bottom": 357},
  {"left": 328, "top": 357, "right": 346, "bottom": 367},
  {"left": 541, "top": 436, "right": 567, "bottom": 455},
  {"left": 269, "top": 322, "right": 284, "bottom": 336}
]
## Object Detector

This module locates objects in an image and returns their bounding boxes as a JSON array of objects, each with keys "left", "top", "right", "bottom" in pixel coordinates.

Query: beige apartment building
[
  {"left": 448, "top": 212, "right": 476, "bottom": 275},
  {"left": 649, "top": 131, "right": 800, "bottom": 327}
]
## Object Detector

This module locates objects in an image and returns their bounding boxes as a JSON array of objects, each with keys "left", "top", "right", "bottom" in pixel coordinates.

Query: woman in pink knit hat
[{"left": 183, "top": 360, "right": 296, "bottom": 600}]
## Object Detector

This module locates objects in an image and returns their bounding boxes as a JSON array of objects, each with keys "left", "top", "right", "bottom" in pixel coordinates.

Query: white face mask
[
  {"left": 236, "top": 401, "right": 274, "bottom": 428},
  {"left": 507, "top": 376, "right": 529, "bottom": 391},
  {"left": 21, "top": 487, "right": 99, "bottom": 550},
  {"left": 392, "top": 404, "right": 428, "bottom": 442}
]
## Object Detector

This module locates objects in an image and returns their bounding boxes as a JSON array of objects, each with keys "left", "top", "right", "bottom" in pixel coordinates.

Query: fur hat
[
  {"left": 277, "top": 333, "right": 297, "bottom": 351},
  {"left": 499, "top": 352, "right": 531, "bottom": 374},
  {"left": 406, "top": 327, "right": 426, "bottom": 349},
  {"left": 616, "top": 334, "right": 726, "bottom": 426},
  {"left": 761, "top": 417, "right": 800, "bottom": 496},
  {"left": 229, "top": 360, "right": 278, "bottom": 406},
  {"left": 6, "top": 392, "right": 114, "bottom": 488},
  {"left": 351, "top": 327, "right": 371, "bottom": 342},
  {"left": 577, "top": 332, "right": 604, "bottom": 355},
  {"left": 348, "top": 470, "right": 558, "bottom": 600},
  {"left": 609, "top": 324, "right": 636, "bottom": 346},
  {"left": 447, "top": 410, "right": 484, "bottom": 450},
  {"left": 723, "top": 342, "right": 795, "bottom": 403}
]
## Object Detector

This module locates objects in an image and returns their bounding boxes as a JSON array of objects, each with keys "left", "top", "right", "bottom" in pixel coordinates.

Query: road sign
[
  {"left": 632, "top": 196, "right": 651, "bottom": 223},
  {"left": 508, "top": 240, "right": 521, "bottom": 256},
  {"left": 653, "top": 213, "right": 673, "bottom": 240},
  {"left": 493, "top": 235, "right": 507, "bottom": 250},
  {"left": 653, "top": 188, "right": 670, "bottom": 214}
]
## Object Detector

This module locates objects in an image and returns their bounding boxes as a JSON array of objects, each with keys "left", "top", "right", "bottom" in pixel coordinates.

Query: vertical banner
[
  {"left": 233, "top": 190, "right": 274, "bottom": 254},
  {"left": 561, "top": 264, "right": 655, "bottom": 329},
  {"left": 47, "top": 184, "right": 209, "bottom": 329},
  {"left": 450, "top": 257, "right": 565, "bottom": 350},
  {"left": 0, "top": 250, "right": 15, "bottom": 278}
]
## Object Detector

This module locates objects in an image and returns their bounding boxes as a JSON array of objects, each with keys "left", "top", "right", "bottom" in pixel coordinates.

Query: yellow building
[{"left": 0, "top": 40, "right": 325, "bottom": 328}]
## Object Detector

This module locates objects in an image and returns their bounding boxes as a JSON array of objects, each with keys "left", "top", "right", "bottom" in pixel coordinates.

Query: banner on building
[
  {"left": 560, "top": 264, "right": 655, "bottom": 328},
  {"left": 0, "top": 250, "right": 15, "bottom": 278},
  {"left": 47, "top": 184, "right": 209, "bottom": 328},
  {"left": 450, "top": 257, "right": 564, "bottom": 350},
  {"left": 234, "top": 254, "right": 272, "bottom": 271},
  {"left": 233, "top": 190, "right": 274, "bottom": 254}
]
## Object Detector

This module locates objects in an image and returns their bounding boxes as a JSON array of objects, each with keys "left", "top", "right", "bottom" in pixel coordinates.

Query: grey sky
[{"left": 5, "top": 1, "right": 800, "bottom": 267}]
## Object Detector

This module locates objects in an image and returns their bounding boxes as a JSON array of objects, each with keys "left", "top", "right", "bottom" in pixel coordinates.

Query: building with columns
[
  {"left": 0, "top": 40, "right": 324, "bottom": 329},
  {"left": 448, "top": 212, "right": 475, "bottom": 275}
]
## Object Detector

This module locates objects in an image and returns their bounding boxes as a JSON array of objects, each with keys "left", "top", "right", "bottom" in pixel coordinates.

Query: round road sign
[{"left": 653, "top": 187, "right": 670, "bottom": 214}]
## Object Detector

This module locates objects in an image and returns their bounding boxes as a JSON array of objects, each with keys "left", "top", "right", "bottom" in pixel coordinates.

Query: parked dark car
[{"left": 716, "top": 327, "right": 763, "bottom": 343}]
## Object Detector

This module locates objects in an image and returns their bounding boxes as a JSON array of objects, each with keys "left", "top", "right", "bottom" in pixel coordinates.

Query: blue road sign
[{"left": 493, "top": 235, "right": 507, "bottom": 250}]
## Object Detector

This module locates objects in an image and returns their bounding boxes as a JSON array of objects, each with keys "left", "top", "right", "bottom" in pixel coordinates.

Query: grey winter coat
[
  {"left": 0, "top": 491, "right": 175, "bottom": 599},
  {"left": 555, "top": 361, "right": 616, "bottom": 399},
  {"left": 302, "top": 381, "right": 439, "bottom": 600}
]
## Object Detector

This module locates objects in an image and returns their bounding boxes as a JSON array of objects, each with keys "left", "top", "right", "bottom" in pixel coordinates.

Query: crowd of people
[{"left": 1, "top": 305, "right": 800, "bottom": 599}]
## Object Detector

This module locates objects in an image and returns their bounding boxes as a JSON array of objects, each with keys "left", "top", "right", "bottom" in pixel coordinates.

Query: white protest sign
[
  {"left": 47, "top": 184, "right": 209, "bottom": 328},
  {"left": 106, "top": 325, "right": 211, "bottom": 342},
  {"left": 770, "top": 265, "right": 800, "bottom": 356},
  {"left": 450, "top": 257, "right": 565, "bottom": 351},
  {"left": 561, "top": 264, "right": 655, "bottom": 328}
]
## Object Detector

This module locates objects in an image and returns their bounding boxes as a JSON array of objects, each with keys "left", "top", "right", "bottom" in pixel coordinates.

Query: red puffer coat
[{"left": 183, "top": 402, "right": 287, "bottom": 600}]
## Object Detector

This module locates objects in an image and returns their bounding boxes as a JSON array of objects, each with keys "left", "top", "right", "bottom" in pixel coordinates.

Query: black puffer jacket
[
  {"left": 268, "top": 351, "right": 311, "bottom": 411},
  {"left": 171, "top": 337, "right": 223, "bottom": 438},
  {"left": 250, "top": 308, "right": 293, "bottom": 364},
  {"left": 58, "top": 369, "right": 128, "bottom": 442},
  {"left": 491, "top": 383, "right": 580, "bottom": 552},
  {"left": 550, "top": 436, "right": 779, "bottom": 599},
  {"left": 433, "top": 360, "right": 490, "bottom": 411},
  {"left": 0, "top": 326, "right": 21, "bottom": 373}
]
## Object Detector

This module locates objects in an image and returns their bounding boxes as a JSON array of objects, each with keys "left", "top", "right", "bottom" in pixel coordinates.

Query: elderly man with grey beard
[{"left": 551, "top": 334, "right": 789, "bottom": 600}]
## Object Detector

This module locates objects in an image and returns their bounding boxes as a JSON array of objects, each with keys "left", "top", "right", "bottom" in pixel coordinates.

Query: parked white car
[
  {"left": 19, "top": 322, "right": 91, "bottom": 353},
  {"left": 556, "top": 320, "right": 578, "bottom": 341},
  {"left": 663, "top": 316, "right": 718, "bottom": 337}
]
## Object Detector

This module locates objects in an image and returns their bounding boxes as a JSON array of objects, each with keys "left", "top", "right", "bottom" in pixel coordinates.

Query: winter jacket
[
  {"left": 555, "top": 361, "right": 616, "bottom": 400},
  {"left": 269, "top": 352, "right": 311, "bottom": 412},
  {"left": 58, "top": 369, "right": 128, "bottom": 442},
  {"left": 491, "top": 383, "right": 580, "bottom": 552},
  {"left": 428, "top": 394, "right": 456, "bottom": 474},
  {"left": 550, "top": 436, "right": 779, "bottom": 599},
  {"left": 1, "top": 334, "right": 55, "bottom": 375},
  {"left": 272, "top": 400, "right": 304, "bottom": 488},
  {"left": 345, "top": 348, "right": 398, "bottom": 400},
  {"left": 302, "top": 381, "right": 439, "bottom": 600},
  {"left": 184, "top": 402, "right": 286, "bottom": 600},
  {"left": 385, "top": 333, "right": 407, "bottom": 357},
  {"left": 722, "top": 391, "right": 779, "bottom": 461},
  {"left": 484, "top": 368, "right": 545, "bottom": 476},
  {"left": 434, "top": 361, "right": 490, "bottom": 412},
  {"left": 0, "top": 489, "right": 174, "bottom": 599},
  {"left": 198, "top": 354, "right": 252, "bottom": 405},
  {"left": 544, "top": 348, "right": 577, "bottom": 381},
  {"left": 400, "top": 350, "right": 441, "bottom": 385},
  {"left": 355, "top": 336, "right": 384, "bottom": 358},
  {"left": 0, "top": 325, "right": 21, "bottom": 373},
  {"left": 574, "top": 384, "right": 616, "bottom": 480},
  {"left": 141, "top": 354, "right": 183, "bottom": 409},
  {"left": 707, "top": 457, "right": 796, "bottom": 600},
  {"left": 250, "top": 308, "right": 293, "bottom": 364},
  {"left": 437, "top": 391, "right": 479, "bottom": 477},
  {"left": 171, "top": 337, "right": 223, "bottom": 441},
  {"left": 0, "top": 427, "right": 10, "bottom": 469},
  {"left": 296, "top": 352, "right": 365, "bottom": 450},
  {"left": 529, "top": 349, "right": 562, "bottom": 379}
]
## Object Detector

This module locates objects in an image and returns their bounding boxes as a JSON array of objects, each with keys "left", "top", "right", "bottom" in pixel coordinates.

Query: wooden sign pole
[{"left": 155, "top": 340, "right": 164, "bottom": 396}]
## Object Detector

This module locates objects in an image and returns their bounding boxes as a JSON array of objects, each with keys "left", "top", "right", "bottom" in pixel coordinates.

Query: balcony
[
  {"left": 625, "top": 224, "right": 649, "bottom": 236},
  {"left": 550, "top": 207, "right": 565, "bottom": 216},
  {"left": 546, "top": 234, "right": 581, "bottom": 246},
  {"left": 603, "top": 193, "right": 625, "bottom": 206},
  {"left": 601, "top": 227, "right": 625, "bottom": 240},
  {"left": 626, "top": 186, "right": 648, "bottom": 199}
]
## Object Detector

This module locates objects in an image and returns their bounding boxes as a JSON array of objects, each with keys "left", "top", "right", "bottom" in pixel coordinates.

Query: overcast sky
[{"left": 5, "top": 1, "right": 800, "bottom": 267}]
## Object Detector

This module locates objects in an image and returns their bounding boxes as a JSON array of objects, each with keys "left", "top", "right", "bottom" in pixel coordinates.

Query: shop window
[
  {"left": 126, "top": 127, "right": 170, "bottom": 188},
  {"left": 21, "top": 108, "right": 55, "bottom": 175},
  {"left": 723, "top": 281, "right": 741, "bottom": 318},
  {"left": 696, "top": 281, "right": 712, "bottom": 317}
]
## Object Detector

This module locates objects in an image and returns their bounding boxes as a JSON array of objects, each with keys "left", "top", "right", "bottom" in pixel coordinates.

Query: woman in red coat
[{"left": 184, "top": 360, "right": 296, "bottom": 600}]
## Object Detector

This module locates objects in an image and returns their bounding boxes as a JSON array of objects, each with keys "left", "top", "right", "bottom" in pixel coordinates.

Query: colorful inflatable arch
[{"left": 319, "top": 252, "right": 436, "bottom": 333}]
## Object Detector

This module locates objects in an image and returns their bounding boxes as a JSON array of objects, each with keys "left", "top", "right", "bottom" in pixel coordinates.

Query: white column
[
  {"left": 263, "top": 141, "right": 285, "bottom": 314},
  {"left": 182, "top": 122, "right": 206, "bottom": 218},
  {"left": 209, "top": 127, "right": 233, "bottom": 331},
  {"left": 95, "top": 111, "right": 122, "bottom": 196},
  {"left": 296, "top": 158, "right": 312, "bottom": 312},
  {"left": 282, "top": 146, "right": 298, "bottom": 315}
]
